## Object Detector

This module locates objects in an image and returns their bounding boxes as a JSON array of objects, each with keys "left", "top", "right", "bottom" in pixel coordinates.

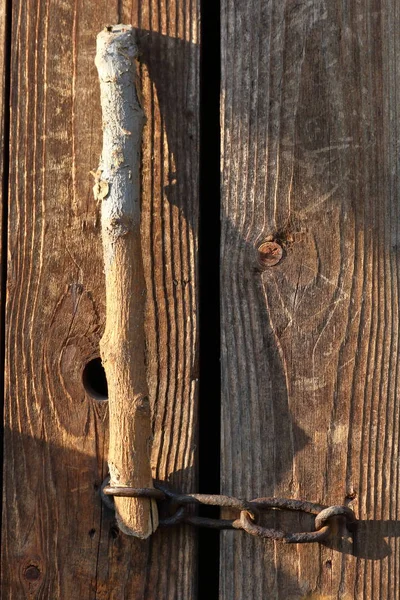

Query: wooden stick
[{"left": 94, "top": 24, "right": 158, "bottom": 538}]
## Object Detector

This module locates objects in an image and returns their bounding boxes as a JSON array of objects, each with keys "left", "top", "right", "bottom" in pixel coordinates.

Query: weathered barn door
[
  {"left": 221, "top": 1, "right": 400, "bottom": 599},
  {"left": 1, "top": 0, "right": 399, "bottom": 599},
  {"left": 1, "top": 1, "right": 199, "bottom": 598}
]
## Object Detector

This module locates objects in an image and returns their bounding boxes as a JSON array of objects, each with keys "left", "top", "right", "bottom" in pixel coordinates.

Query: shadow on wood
[
  {"left": 2, "top": 425, "right": 196, "bottom": 596},
  {"left": 136, "top": 28, "right": 198, "bottom": 233}
]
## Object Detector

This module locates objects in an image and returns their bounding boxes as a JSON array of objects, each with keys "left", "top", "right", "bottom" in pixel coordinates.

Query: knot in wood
[
  {"left": 257, "top": 241, "right": 283, "bottom": 268},
  {"left": 93, "top": 179, "right": 110, "bottom": 201},
  {"left": 23, "top": 565, "right": 41, "bottom": 582},
  {"left": 134, "top": 395, "right": 151, "bottom": 416}
]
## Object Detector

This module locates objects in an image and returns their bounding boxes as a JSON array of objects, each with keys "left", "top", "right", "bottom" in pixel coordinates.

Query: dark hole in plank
[
  {"left": 82, "top": 357, "right": 108, "bottom": 401},
  {"left": 198, "top": 0, "right": 221, "bottom": 596}
]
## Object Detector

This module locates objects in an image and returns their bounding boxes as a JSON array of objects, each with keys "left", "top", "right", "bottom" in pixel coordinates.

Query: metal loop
[
  {"left": 100, "top": 476, "right": 165, "bottom": 511},
  {"left": 315, "top": 505, "right": 357, "bottom": 532},
  {"left": 103, "top": 486, "right": 166, "bottom": 501},
  {"left": 250, "top": 497, "right": 324, "bottom": 516},
  {"left": 237, "top": 510, "right": 286, "bottom": 540},
  {"left": 284, "top": 525, "right": 331, "bottom": 544},
  {"left": 185, "top": 516, "right": 236, "bottom": 530},
  {"left": 100, "top": 476, "right": 357, "bottom": 545},
  {"left": 159, "top": 506, "right": 187, "bottom": 527},
  {"left": 237, "top": 510, "right": 331, "bottom": 543},
  {"left": 154, "top": 481, "right": 259, "bottom": 522}
]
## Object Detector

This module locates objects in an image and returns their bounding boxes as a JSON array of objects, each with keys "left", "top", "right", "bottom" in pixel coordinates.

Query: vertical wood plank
[
  {"left": 0, "top": 0, "right": 7, "bottom": 410},
  {"left": 1, "top": 1, "right": 199, "bottom": 598},
  {"left": 221, "top": 1, "right": 400, "bottom": 598}
]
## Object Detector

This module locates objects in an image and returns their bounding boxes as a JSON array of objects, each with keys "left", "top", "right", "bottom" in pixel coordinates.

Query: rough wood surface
[
  {"left": 2, "top": 1, "right": 199, "bottom": 598},
  {"left": 221, "top": 1, "right": 400, "bottom": 598},
  {"left": 95, "top": 25, "right": 157, "bottom": 539},
  {"left": 0, "top": 0, "right": 6, "bottom": 398}
]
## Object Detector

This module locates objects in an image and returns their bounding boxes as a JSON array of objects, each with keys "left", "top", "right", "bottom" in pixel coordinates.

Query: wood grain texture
[
  {"left": 1, "top": 1, "right": 199, "bottom": 598},
  {"left": 221, "top": 1, "right": 400, "bottom": 598},
  {"left": 0, "top": 0, "right": 6, "bottom": 404}
]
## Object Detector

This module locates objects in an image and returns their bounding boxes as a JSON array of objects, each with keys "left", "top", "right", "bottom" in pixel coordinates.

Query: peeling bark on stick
[{"left": 94, "top": 24, "right": 158, "bottom": 538}]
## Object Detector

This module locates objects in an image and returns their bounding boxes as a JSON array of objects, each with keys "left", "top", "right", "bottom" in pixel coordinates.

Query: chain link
[{"left": 101, "top": 478, "right": 357, "bottom": 544}]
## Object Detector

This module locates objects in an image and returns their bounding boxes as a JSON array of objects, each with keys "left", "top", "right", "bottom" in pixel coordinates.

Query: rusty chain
[{"left": 101, "top": 478, "right": 357, "bottom": 544}]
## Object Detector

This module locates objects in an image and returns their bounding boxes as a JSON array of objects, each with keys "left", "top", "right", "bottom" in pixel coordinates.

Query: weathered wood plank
[
  {"left": 221, "top": 1, "right": 400, "bottom": 598},
  {"left": 0, "top": 0, "right": 6, "bottom": 404},
  {"left": 2, "top": 1, "right": 199, "bottom": 598}
]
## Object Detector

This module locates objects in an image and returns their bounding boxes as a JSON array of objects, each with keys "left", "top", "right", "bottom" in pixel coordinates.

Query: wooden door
[
  {"left": 1, "top": 1, "right": 199, "bottom": 598},
  {"left": 1, "top": 1, "right": 399, "bottom": 599},
  {"left": 221, "top": 1, "right": 400, "bottom": 599}
]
